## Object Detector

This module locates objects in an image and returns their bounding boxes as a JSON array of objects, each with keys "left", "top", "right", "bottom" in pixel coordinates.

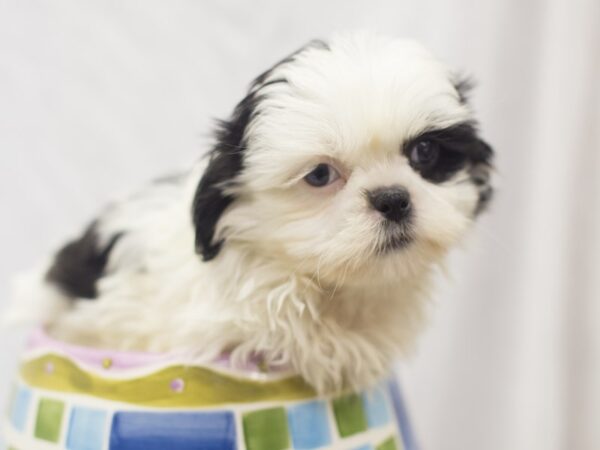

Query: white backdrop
[{"left": 1, "top": 1, "right": 599, "bottom": 449}]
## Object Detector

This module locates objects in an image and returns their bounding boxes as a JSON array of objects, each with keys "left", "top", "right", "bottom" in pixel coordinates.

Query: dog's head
[{"left": 193, "top": 33, "right": 493, "bottom": 285}]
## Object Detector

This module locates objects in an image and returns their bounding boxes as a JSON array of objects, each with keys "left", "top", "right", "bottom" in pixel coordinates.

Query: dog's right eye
[{"left": 304, "top": 163, "right": 340, "bottom": 187}]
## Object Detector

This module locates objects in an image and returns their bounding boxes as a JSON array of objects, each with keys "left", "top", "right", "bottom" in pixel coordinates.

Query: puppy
[{"left": 7, "top": 32, "right": 493, "bottom": 394}]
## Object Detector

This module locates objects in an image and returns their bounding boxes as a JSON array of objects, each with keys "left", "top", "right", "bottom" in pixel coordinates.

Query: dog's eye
[
  {"left": 304, "top": 163, "right": 340, "bottom": 187},
  {"left": 409, "top": 140, "right": 440, "bottom": 169}
]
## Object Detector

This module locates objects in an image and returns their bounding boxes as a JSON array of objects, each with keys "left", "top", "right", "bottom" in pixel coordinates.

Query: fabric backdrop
[{"left": 1, "top": 1, "right": 598, "bottom": 449}]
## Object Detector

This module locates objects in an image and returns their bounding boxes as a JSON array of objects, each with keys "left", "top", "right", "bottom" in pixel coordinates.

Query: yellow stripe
[{"left": 20, "top": 354, "right": 317, "bottom": 407}]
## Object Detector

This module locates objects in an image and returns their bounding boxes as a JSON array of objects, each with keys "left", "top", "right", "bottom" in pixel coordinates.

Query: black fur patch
[
  {"left": 404, "top": 122, "right": 494, "bottom": 215},
  {"left": 449, "top": 77, "right": 495, "bottom": 213},
  {"left": 192, "top": 40, "right": 329, "bottom": 261},
  {"left": 192, "top": 94, "right": 253, "bottom": 261},
  {"left": 470, "top": 153, "right": 494, "bottom": 215},
  {"left": 404, "top": 122, "right": 493, "bottom": 183},
  {"left": 46, "top": 222, "right": 122, "bottom": 299}
]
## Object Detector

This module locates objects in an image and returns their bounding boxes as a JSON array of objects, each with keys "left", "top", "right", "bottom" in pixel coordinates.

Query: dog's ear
[
  {"left": 451, "top": 74, "right": 475, "bottom": 105},
  {"left": 193, "top": 39, "right": 330, "bottom": 261},
  {"left": 192, "top": 95, "right": 255, "bottom": 261}
]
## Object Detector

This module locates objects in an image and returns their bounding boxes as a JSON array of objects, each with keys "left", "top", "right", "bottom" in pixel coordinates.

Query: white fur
[{"left": 5, "top": 32, "right": 483, "bottom": 394}]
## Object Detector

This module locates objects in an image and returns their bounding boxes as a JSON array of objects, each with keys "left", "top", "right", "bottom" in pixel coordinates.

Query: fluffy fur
[{"left": 5, "top": 32, "right": 493, "bottom": 394}]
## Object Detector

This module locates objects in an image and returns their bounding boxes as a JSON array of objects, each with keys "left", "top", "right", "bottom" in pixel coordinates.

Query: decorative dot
[
  {"left": 102, "top": 358, "right": 113, "bottom": 369},
  {"left": 44, "top": 362, "right": 54, "bottom": 374},
  {"left": 170, "top": 378, "right": 185, "bottom": 393},
  {"left": 257, "top": 360, "right": 269, "bottom": 373}
]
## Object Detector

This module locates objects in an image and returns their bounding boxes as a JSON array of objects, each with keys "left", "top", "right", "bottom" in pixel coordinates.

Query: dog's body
[{"left": 6, "top": 32, "right": 493, "bottom": 394}]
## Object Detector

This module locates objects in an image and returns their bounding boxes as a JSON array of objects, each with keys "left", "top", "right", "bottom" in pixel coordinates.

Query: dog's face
[{"left": 193, "top": 34, "right": 493, "bottom": 285}]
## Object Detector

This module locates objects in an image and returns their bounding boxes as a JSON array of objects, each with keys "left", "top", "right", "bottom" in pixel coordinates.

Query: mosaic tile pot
[{"left": 3, "top": 328, "right": 418, "bottom": 450}]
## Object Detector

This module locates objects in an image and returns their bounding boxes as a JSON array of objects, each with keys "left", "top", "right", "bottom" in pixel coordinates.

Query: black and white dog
[{"left": 7, "top": 32, "right": 493, "bottom": 394}]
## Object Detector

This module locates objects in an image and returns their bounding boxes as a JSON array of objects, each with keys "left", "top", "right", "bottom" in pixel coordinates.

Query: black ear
[
  {"left": 192, "top": 95, "right": 254, "bottom": 261},
  {"left": 449, "top": 75, "right": 495, "bottom": 215},
  {"left": 452, "top": 74, "right": 475, "bottom": 104},
  {"left": 193, "top": 39, "right": 330, "bottom": 261},
  {"left": 470, "top": 138, "right": 495, "bottom": 215}
]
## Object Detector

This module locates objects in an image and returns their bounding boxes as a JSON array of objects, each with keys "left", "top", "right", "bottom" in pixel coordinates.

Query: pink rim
[{"left": 25, "top": 327, "right": 282, "bottom": 374}]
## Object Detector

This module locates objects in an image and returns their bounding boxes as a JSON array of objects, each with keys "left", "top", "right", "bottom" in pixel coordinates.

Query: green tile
[
  {"left": 377, "top": 436, "right": 399, "bottom": 450},
  {"left": 243, "top": 406, "right": 290, "bottom": 450},
  {"left": 34, "top": 398, "right": 65, "bottom": 443},
  {"left": 332, "top": 393, "right": 368, "bottom": 437}
]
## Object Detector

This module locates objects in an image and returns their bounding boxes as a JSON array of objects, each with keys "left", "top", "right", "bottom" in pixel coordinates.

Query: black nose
[{"left": 368, "top": 186, "right": 412, "bottom": 223}]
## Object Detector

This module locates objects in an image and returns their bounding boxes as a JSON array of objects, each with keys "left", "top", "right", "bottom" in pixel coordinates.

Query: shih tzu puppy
[{"left": 7, "top": 32, "right": 493, "bottom": 394}]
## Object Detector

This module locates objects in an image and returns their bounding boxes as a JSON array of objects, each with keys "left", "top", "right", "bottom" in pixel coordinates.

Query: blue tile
[
  {"left": 362, "top": 385, "right": 391, "bottom": 428},
  {"left": 67, "top": 407, "right": 108, "bottom": 450},
  {"left": 10, "top": 386, "right": 32, "bottom": 431},
  {"left": 287, "top": 401, "right": 331, "bottom": 449},
  {"left": 388, "top": 379, "right": 419, "bottom": 450},
  {"left": 109, "top": 411, "right": 236, "bottom": 450}
]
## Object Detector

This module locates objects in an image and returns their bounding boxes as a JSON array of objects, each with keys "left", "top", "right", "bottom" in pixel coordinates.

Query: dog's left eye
[
  {"left": 409, "top": 140, "right": 440, "bottom": 169},
  {"left": 304, "top": 163, "right": 341, "bottom": 187}
]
